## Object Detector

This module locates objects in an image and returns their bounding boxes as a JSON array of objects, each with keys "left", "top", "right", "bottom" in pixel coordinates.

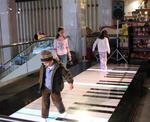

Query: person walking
[
  {"left": 54, "top": 27, "right": 72, "bottom": 67},
  {"left": 38, "top": 50, "right": 74, "bottom": 120},
  {"left": 92, "top": 30, "right": 110, "bottom": 70}
]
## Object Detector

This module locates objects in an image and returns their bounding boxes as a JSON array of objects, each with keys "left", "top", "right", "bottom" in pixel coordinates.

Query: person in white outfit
[{"left": 92, "top": 30, "right": 110, "bottom": 70}]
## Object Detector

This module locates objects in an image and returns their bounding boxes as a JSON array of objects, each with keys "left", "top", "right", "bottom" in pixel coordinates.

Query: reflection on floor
[{"left": 10, "top": 64, "right": 139, "bottom": 122}]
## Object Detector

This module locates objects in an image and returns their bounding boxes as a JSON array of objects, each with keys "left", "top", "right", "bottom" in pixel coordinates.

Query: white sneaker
[
  {"left": 60, "top": 111, "right": 67, "bottom": 116},
  {"left": 45, "top": 118, "right": 48, "bottom": 122},
  {"left": 41, "top": 118, "right": 48, "bottom": 122}
]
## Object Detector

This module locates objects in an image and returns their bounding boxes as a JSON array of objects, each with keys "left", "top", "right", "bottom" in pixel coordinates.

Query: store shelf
[
  {"left": 133, "top": 48, "right": 150, "bottom": 52},
  {"left": 128, "top": 20, "right": 150, "bottom": 64}
]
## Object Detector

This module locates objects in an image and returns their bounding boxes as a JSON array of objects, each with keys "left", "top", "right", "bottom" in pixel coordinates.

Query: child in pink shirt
[{"left": 54, "top": 27, "right": 71, "bottom": 67}]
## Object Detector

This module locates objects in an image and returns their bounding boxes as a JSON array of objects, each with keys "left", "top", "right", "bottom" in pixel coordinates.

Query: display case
[{"left": 128, "top": 21, "right": 150, "bottom": 63}]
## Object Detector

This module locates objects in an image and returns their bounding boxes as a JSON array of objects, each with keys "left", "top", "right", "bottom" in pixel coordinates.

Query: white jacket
[{"left": 92, "top": 37, "right": 110, "bottom": 54}]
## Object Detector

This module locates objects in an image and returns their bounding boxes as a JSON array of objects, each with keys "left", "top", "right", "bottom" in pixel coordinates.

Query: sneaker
[
  {"left": 41, "top": 117, "right": 48, "bottom": 122},
  {"left": 45, "top": 118, "right": 48, "bottom": 122}
]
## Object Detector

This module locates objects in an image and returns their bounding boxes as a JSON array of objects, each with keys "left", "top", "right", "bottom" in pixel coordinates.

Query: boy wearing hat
[{"left": 39, "top": 50, "right": 74, "bottom": 119}]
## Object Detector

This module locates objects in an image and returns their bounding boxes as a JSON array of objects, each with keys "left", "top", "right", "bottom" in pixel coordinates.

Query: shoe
[
  {"left": 45, "top": 118, "right": 48, "bottom": 122},
  {"left": 41, "top": 117, "right": 48, "bottom": 122},
  {"left": 59, "top": 112, "right": 67, "bottom": 118}
]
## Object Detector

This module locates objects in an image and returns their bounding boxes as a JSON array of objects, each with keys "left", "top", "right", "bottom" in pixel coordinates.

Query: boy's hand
[{"left": 69, "top": 83, "right": 74, "bottom": 90}]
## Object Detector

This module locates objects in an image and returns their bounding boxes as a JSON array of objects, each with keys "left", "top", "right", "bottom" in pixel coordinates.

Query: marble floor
[{"left": 10, "top": 64, "right": 139, "bottom": 122}]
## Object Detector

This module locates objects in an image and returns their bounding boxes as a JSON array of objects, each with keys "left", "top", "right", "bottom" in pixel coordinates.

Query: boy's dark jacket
[{"left": 38, "top": 59, "right": 73, "bottom": 93}]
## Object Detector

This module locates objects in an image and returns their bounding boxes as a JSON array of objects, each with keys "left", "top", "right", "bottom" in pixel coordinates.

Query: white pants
[{"left": 99, "top": 52, "right": 107, "bottom": 70}]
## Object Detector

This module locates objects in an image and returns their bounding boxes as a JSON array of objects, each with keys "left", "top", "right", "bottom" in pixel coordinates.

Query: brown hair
[
  {"left": 40, "top": 50, "right": 53, "bottom": 61},
  {"left": 56, "top": 26, "right": 64, "bottom": 39}
]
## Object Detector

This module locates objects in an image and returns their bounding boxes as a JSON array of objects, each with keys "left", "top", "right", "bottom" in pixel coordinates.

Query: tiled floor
[{"left": 10, "top": 64, "right": 139, "bottom": 122}]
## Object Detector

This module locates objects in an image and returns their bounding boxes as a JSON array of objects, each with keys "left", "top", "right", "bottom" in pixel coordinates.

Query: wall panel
[{"left": 16, "top": 0, "right": 63, "bottom": 45}]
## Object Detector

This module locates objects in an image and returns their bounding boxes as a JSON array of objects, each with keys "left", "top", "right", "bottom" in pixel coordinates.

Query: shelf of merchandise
[{"left": 128, "top": 21, "right": 150, "bottom": 64}]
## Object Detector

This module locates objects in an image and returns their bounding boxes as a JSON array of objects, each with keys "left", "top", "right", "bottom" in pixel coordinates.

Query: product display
[{"left": 128, "top": 20, "right": 150, "bottom": 61}]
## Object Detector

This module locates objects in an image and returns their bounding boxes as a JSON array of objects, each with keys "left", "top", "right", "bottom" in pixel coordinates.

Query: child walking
[
  {"left": 39, "top": 50, "right": 74, "bottom": 121},
  {"left": 92, "top": 30, "right": 110, "bottom": 70},
  {"left": 54, "top": 27, "right": 72, "bottom": 68}
]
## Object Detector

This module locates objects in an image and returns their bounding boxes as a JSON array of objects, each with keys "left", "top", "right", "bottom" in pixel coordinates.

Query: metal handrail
[{"left": 0, "top": 37, "right": 55, "bottom": 48}]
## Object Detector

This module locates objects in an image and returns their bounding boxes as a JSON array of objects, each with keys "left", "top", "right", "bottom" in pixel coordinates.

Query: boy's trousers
[{"left": 41, "top": 87, "right": 65, "bottom": 118}]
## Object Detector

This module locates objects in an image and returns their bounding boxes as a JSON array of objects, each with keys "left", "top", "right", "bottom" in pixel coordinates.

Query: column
[
  {"left": 62, "top": 0, "right": 82, "bottom": 60},
  {"left": 8, "top": 0, "right": 18, "bottom": 57},
  {"left": 0, "top": 0, "right": 17, "bottom": 64},
  {"left": 0, "top": 0, "right": 11, "bottom": 64}
]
